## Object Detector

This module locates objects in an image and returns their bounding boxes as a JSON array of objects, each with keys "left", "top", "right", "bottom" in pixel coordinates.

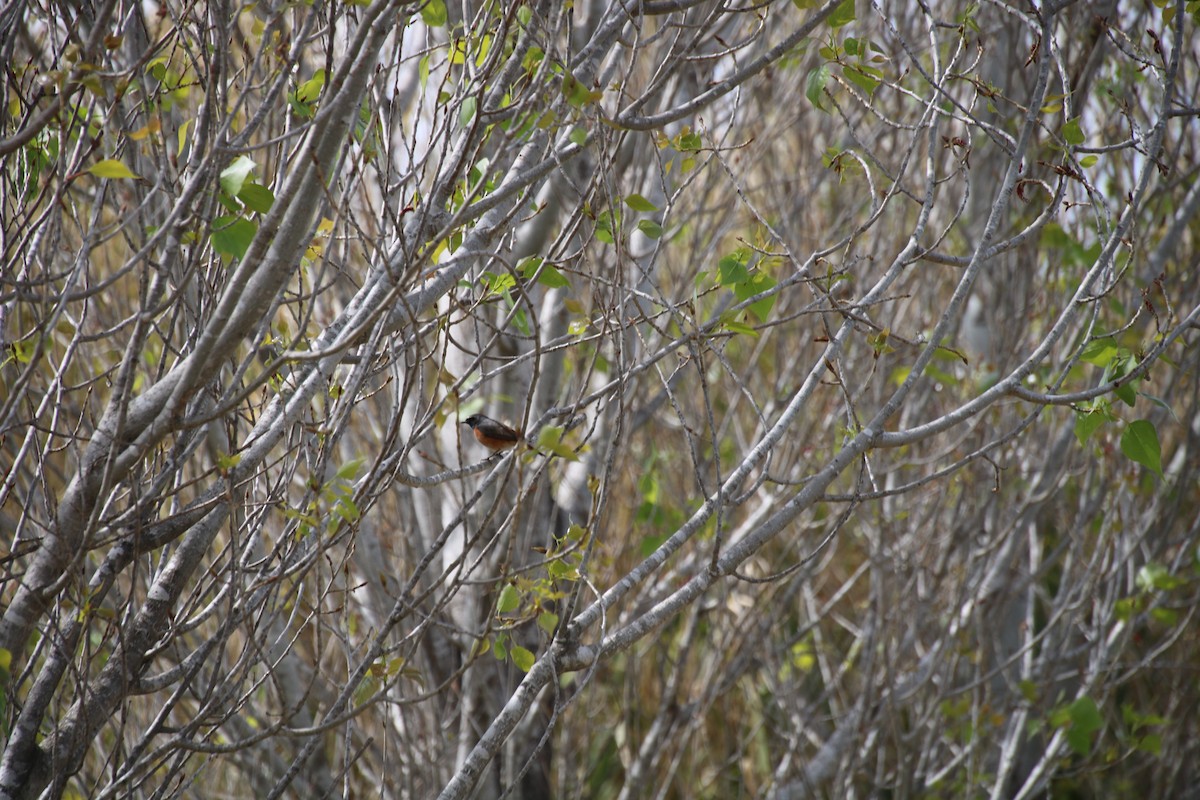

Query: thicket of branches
[{"left": 3, "top": 0, "right": 1200, "bottom": 797}]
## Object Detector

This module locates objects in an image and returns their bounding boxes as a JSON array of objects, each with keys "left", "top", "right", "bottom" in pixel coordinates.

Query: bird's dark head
[{"left": 462, "top": 415, "right": 483, "bottom": 428}]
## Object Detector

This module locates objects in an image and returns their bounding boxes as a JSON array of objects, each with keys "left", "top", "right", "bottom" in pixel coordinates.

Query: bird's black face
[{"left": 462, "top": 415, "right": 482, "bottom": 428}]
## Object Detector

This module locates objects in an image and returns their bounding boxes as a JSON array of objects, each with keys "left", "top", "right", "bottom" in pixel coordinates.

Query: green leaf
[
  {"left": 1141, "top": 394, "right": 1178, "bottom": 425},
  {"left": 238, "top": 182, "right": 275, "bottom": 214},
  {"left": 924, "top": 364, "right": 958, "bottom": 387},
  {"left": 1114, "top": 596, "right": 1142, "bottom": 621},
  {"left": 537, "top": 611, "right": 559, "bottom": 634},
  {"left": 1080, "top": 155, "right": 1098, "bottom": 168},
  {"left": 335, "top": 458, "right": 364, "bottom": 480},
  {"left": 421, "top": 0, "right": 447, "bottom": 27},
  {"left": 594, "top": 209, "right": 620, "bottom": 244},
  {"left": 1073, "top": 408, "right": 1109, "bottom": 444},
  {"left": 522, "top": 46, "right": 545, "bottom": 75},
  {"left": 829, "top": 0, "right": 856, "bottom": 27},
  {"left": 511, "top": 308, "right": 530, "bottom": 336},
  {"left": 569, "top": 126, "right": 588, "bottom": 146},
  {"left": 1063, "top": 117, "right": 1085, "bottom": 146},
  {"left": 518, "top": 256, "right": 543, "bottom": 277},
  {"left": 217, "top": 191, "right": 241, "bottom": 214},
  {"left": 482, "top": 271, "right": 517, "bottom": 296},
  {"left": 623, "top": 193, "right": 658, "bottom": 212},
  {"left": 220, "top": 155, "right": 256, "bottom": 197},
  {"left": 510, "top": 645, "right": 535, "bottom": 672},
  {"left": 637, "top": 219, "right": 663, "bottom": 239},
  {"left": 868, "top": 328, "right": 895, "bottom": 356},
  {"left": 535, "top": 425, "right": 580, "bottom": 461},
  {"left": 805, "top": 64, "right": 830, "bottom": 112},
  {"left": 1120, "top": 419, "right": 1164, "bottom": 479},
  {"left": 88, "top": 158, "right": 139, "bottom": 180},
  {"left": 547, "top": 559, "right": 580, "bottom": 580},
  {"left": 1137, "top": 733, "right": 1162, "bottom": 755},
  {"left": 1151, "top": 607, "right": 1178, "bottom": 625},
  {"left": 1080, "top": 338, "right": 1117, "bottom": 366},
  {"left": 734, "top": 271, "right": 777, "bottom": 322},
  {"left": 720, "top": 318, "right": 759, "bottom": 338},
  {"left": 843, "top": 65, "right": 879, "bottom": 95},
  {"left": 497, "top": 584, "right": 520, "bottom": 613},
  {"left": 677, "top": 131, "right": 702, "bottom": 151},
  {"left": 459, "top": 95, "right": 477, "bottom": 128},
  {"left": 520, "top": 257, "right": 571, "bottom": 289},
  {"left": 536, "top": 264, "right": 570, "bottom": 289},
  {"left": 333, "top": 496, "right": 359, "bottom": 524},
  {"left": 717, "top": 251, "right": 749, "bottom": 286},
  {"left": 1066, "top": 697, "right": 1103, "bottom": 756},
  {"left": 1136, "top": 563, "right": 1183, "bottom": 592},
  {"left": 562, "top": 72, "right": 602, "bottom": 108},
  {"left": 211, "top": 217, "right": 257, "bottom": 260},
  {"left": 1114, "top": 380, "right": 1136, "bottom": 407}
]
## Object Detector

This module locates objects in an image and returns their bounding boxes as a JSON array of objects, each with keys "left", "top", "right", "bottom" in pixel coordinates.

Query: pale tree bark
[{"left": 3, "top": 1, "right": 1200, "bottom": 798}]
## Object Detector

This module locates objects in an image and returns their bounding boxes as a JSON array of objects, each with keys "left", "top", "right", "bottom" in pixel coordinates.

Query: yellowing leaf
[
  {"left": 129, "top": 118, "right": 161, "bottom": 141},
  {"left": 511, "top": 645, "right": 535, "bottom": 672},
  {"left": 302, "top": 70, "right": 326, "bottom": 102},
  {"left": 535, "top": 426, "right": 580, "bottom": 461},
  {"left": 177, "top": 118, "right": 192, "bottom": 157},
  {"left": 88, "top": 159, "right": 139, "bottom": 180}
]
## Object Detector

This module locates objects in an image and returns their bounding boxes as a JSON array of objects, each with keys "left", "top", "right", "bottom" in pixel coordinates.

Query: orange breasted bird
[{"left": 462, "top": 414, "right": 524, "bottom": 453}]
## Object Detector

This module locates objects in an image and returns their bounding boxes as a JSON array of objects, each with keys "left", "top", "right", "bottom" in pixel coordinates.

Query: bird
[{"left": 461, "top": 414, "right": 524, "bottom": 453}]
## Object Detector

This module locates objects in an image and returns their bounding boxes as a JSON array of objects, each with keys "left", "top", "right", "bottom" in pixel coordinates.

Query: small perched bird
[{"left": 461, "top": 414, "right": 524, "bottom": 453}]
